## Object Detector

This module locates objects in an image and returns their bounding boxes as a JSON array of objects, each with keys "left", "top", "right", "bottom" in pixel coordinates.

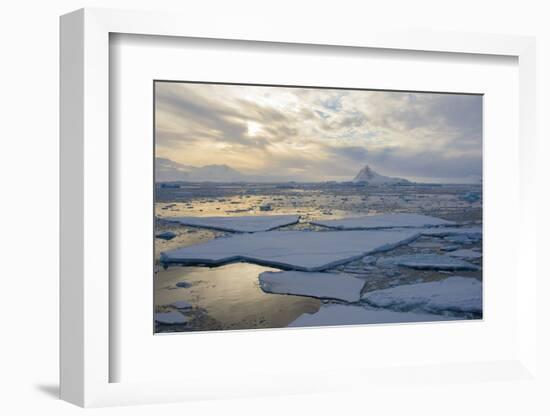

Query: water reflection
[{"left": 155, "top": 263, "right": 321, "bottom": 332}]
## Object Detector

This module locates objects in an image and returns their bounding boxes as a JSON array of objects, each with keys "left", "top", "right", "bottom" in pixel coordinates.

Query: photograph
[{"left": 153, "top": 81, "right": 483, "bottom": 333}]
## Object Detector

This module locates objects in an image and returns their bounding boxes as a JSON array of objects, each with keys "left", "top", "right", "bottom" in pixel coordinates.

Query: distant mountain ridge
[
  {"left": 352, "top": 165, "right": 410, "bottom": 184},
  {"left": 156, "top": 158, "right": 246, "bottom": 182},
  {"left": 156, "top": 158, "right": 412, "bottom": 184}
]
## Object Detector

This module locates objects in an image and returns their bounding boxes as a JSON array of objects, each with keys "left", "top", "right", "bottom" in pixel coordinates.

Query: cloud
[{"left": 155, "top": 82, "right": 482, "bottom": 183}]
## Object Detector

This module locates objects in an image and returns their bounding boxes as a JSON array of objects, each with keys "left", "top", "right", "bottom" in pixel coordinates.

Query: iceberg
[
  {"left": 259, "top": 271, "right": 365, "bottom": 302},
  {"left": 312, "top": 213, "right": 454, "bottom": 230},
  {"left": 165, "top": 214, "right": 299, "bottom": 233},
  {"left": 160, "top": 229, "right": 421, "bottom": 271},
  {"left": 289, "top": 304, "right": 457, "bottom": 327},
  {"left": 377, "top": 254, "right": 480, "bottom": 271},
  {"left": 362, "top": 276, "right": 482, "bottom": 314}
]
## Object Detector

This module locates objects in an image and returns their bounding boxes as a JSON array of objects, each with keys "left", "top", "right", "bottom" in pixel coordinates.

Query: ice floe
[
  {"left": 447, "top": 249, "right": 482, "bottom": 259},
  {"left": 154, "top": 311, "right": 189, "bottom": 325},
  {"left": 312, "top": 213, "right": 454, "bottom": 230},
  {"left": 362, "top": 276, "right": 482, "bottom": 314},
  {"left": 377, "top": 254, "right": 480, "bottom": 271},
  {"left": 444, "top": 235, "right": 472, "bottom": 244},
  {"left": 165, "top": 214, "right": 300, "bottom": 233},
  {"left": 259, "top": 271, "right": 365, "bottom": 302},
  {"left": 160, "top": 229, "right": 421, "bottom": 271},
  {"left": 441, "top": 245, "right": 460, "bottom": 252},
  {"left": 170, "top": 300, "right": 193, "bottom": 310},
  {"left": 155, "top": 231, "right": 177, "bottom": 240},
  {"left": 417, "top": 226, "right": 482, "bottom": 243},
  {"left": 408, "top": 240, "right": 442, "bottom": 249},
  {"left": 288, "top": 304, "right": 457, "bottom": 327}
]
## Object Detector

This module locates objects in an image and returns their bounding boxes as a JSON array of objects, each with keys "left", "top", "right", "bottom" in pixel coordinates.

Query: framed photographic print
[
  {"left": 60, "top": 8, "right": 538, "bottom": 408},
  {"left": 153, "top": 81, "right": 484, "bottom": 334}
]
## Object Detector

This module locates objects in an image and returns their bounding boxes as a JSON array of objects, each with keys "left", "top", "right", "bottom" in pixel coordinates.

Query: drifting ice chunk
[
  {"left": 154, "top": 311, "right": 189, "bottom": 325},
  {"left": 419, "top": 226, "right": 482, "bottom": 239},
  {"left": 170, "top": 300, "right": 193, "bottom": 309},
  {"left": 408, "top": 241, "right": 442, "bottom": 249},
  {"left": 259, "top": 271, "right": 365, "bottom": 302},
  {"left": 441, "top": 245, "right": 460, "bottom": 252},
  {"left": 155, "top": 231, "right": 177, "bottom": 240},
  {"left": 377, "top": 254, "right": 479, "bottom": 271},
  {"left": 363, "top": 276, "right": 482, "bottom": 314},
  {"left": 165, "top": 215, "right": 300, "bottom": 233},
  {"left": 447, "top": 249, "right": 482, "bottom": 259},
  {"left": 444, "top": 235, "right": 471, "bottom": 244},
  {"left": 161, "top": 229, "right": 420, "bottom": 271},
  {"left": 312, "top": 213, "right": 454, "bottom": 230},
  {"left": 289, "top": 304, "right": 457, "bottom": 327}
]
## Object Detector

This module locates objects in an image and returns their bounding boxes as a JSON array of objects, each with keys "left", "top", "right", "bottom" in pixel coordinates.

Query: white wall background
[{"left": 0, "top": 0, "right": 548, "bottom": 414}]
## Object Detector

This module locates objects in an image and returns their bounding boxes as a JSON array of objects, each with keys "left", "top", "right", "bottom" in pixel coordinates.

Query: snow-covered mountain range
[
  {"left": 156, "top": 158, "right": 248, "bottom": 182},
  {"left": 156, "top": 158, "right": 411, "bottom": 184}
]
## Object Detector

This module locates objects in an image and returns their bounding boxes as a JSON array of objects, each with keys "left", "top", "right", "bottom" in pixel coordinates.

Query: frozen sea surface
[
  {"left": 154, "top": 182, "right": 483, "bottom": 332},
  {"left": 164, "top": 214, "right": 300, "bottom": 233},
  {"left": 154, "top": 311, "right": 189, "bottom": 325},
  {"left": 447, "top": 249, "right": 483, "bottom": 259},
  {"left": 312, "top": 213, "right": 454, "bottom": 230},
  {"left": 377, "top": 254, "right": 480, "bottom": 271},
  {"left": 289, "top": 304, "right": 458, "bottom": 327},
  {"left": 160, "top": 229, "right": 421, "bottom": 271},
  {"left": 362, "top": 276, "right": 482, "bottom": 315},
  {"left": 259, "top": 270, "right": 365, "bottom": 302}
]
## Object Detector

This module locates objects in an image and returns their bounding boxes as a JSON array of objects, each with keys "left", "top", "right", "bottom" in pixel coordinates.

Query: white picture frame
[{"left": 60, "top": 7, "right": 538, "bottom": 408}]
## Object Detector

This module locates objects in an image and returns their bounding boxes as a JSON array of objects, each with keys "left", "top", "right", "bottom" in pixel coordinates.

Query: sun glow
[{"left": 247, "top": 121, "right": 262, "bottom": 137}]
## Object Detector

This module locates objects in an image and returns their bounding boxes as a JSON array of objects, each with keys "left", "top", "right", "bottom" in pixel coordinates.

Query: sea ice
[
  {"left": 312, "top": 213, "right": 454, "bottom": 230},
  {"left": 160, "top": 229, "right": 421, "bottom": 271},
  {"left": 155, "top": 231, "right": 177, "bottom": 240},
  {"left": 288, "top": 304, "right": 457, "bottom": 327},
  {"left": 444, "top": 235, "right": 472, "bottom": 244},
  {"left": 154, "top": 311, "right": 189, "bottom": 325},
  {"left": 447, "top": 249, "right": 482, "bottom": 259},
  {"left": 377, "top": 254, "right": 480, "bottom": 271},
  {"left": 408, "top": 240, "right": 442, "bottom": 249},
  {"left": 165, "top": 214, "right": 300, "bottom": 233},
  {"left": 362, "top": 276, "right": 482, "bottom": 314},
  {"left": 259, "top": 271, "right": 365, "bottom": 302},
  {"left": 170, "top": 300, "right": 193, "bottom": 309},
  {"left": 409, "top": 226, "right": 481, "bottom": 238},
  {"left": 441, "top": 245, "right": 460, "bottom": 252}
]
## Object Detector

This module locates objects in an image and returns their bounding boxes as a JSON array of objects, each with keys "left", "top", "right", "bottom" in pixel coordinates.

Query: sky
[{"left": 155, "top": 82, "right": 482, "bottom": 183}]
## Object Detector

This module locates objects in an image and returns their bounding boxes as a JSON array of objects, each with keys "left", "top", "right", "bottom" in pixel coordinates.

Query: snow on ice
[
  {"left": 154, "top": 311, "right": 189, "bottom": 325},
  {"left": 377, "top": 254, "right": 480, "bottom": 271},
  {"left": 259, "top": 271, "right": 365, "bottom": 302},
  {"left": 312, "top": 213, "right": 455, "bottom": 230},
  {"left": 362, "top": 276, "right": 482, "bottom": 315},
  {"left": 160, "top": 229, "right": 421, "bottom": 271},
  {"left": 165, "top": 214, "right": 300, "bottom": 233},
  {"left": 288, "top": 304, "right": 457, "bottom": 327},
  {"left": 170, "top": 300, "right": 193, "bottom": 310},
  {"left": 447, "top": 249, "right": 482, "bottom": 259}
]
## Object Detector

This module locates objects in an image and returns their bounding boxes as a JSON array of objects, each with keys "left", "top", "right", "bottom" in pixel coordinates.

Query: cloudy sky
[{"left": 155, "top": 82, "right": 482, "bottom": 183}]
